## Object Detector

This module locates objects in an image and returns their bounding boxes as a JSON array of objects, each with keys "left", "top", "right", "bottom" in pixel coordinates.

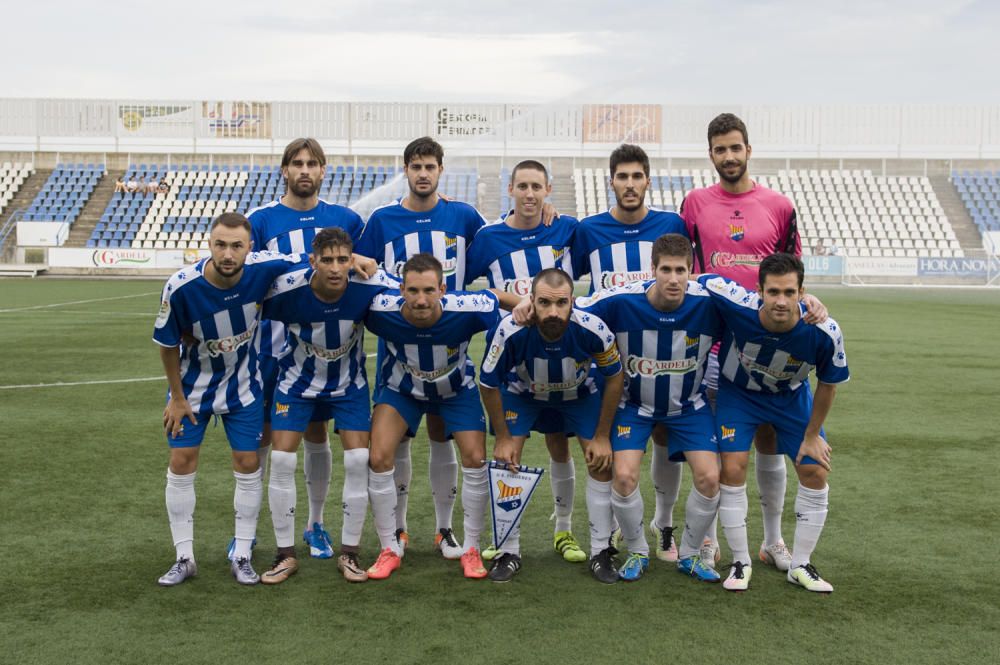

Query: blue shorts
[
  {"left": 715, "top": 381, "right": 825, "bottom": 465},
  {"left": 610, "top": 402, "right": 718, "bottom": 460},
  {"left": 501, "top": 389, "right": 598, "bottom": 439},
  {"left": 260, "top": 356, "right": 279, "bottom": 424},
  {"left": 166, "top": 403, "right": 263, "bottom": 452},
  {"left": 375, "top": 385, "right": 486, "bottom": 437},
  {"left": 270, "top": 388, "right": 372, "bottom": 433}
]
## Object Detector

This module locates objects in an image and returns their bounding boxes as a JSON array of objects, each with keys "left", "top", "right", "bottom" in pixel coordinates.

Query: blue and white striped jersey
[
  {"left": 464, "top": 215, "right": 578, "bottom": 295},
  {"left": 152, "top": 251, "right": 301, "bottom": 414},
  {"left": 365, "top": 290, "right": 501, "bottom": 400},
  {"left": 576, "top": 281, "right": 723, "bottom": 417},
  {"left": 354, "top": 198, "right": 487, "bottom": 291},
  {"left": 480, "top": 310, "right": 621, "bottom": 402},
  {"left": 699, "top": 275, "right": 850, "bottom": 393},
  {"left": 570, "top": 209, "right": 689, "bottom": 294},
  {"left": 247, "top": 199, "right": 364, "bottom": 359},
  {"left": 262, "top": 268, "right": 398, "bottom": 400}
]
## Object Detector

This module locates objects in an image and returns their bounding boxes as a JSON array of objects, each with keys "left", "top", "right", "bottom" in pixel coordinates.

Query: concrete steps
[{"left": 66, "top": 170, "right": 124, "bottom": 247}]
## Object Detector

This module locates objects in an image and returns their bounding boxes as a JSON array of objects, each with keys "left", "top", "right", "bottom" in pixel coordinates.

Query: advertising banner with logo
[
  {"left": 844, "top": 256, "right": 918, "bottom": 277},
  {"left": 432, "top": 105, "right": 503, "bottom": 139},
  {"left": 200, "top": 101, "right": 271, "bottom": 139},
  {"left": 488, "top": 461, "right": 544, "bottom": 549},
  {"left": 17, "top": 221, "right": 69, "bottom": 247},
  {"left": 47, "top": 248, "right": 199, "bottom": 269},
  {"left": 917, "top": 256, "right": 1000, "bottom": 277},
  {"left": 118, "top": 103, "right": 194, "bottom": 138},
  {"left": 583, "top": 104, "right": 662, "bottom": 143},
  {"left": 803, "top": 255, "right": 844, "bottom": 277}
]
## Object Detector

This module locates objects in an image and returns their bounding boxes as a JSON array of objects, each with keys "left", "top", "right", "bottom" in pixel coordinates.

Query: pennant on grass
[{"left": 488, "top": 461, "right": 544, "bottom": 550}]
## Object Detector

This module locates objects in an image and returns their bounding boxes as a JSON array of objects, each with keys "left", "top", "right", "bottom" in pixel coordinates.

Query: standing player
[
  {"left": 153, "top": 213, "right": 299, "bottom": 586},
  {"left": 703, "top": 253, "right": 848, "bottom": 592},
  {"left": 245, "top": 138, "right": 372, "bottom": 562},
  {"left": 362, "top": 254, "right": 523, "bottom": 580},
  {"left": 575, "top": 234, "right": 723, "bottom": 583},
  {"left": 480, "top": 268, "right": 622, "bottom": 583},
  {"left": 569, "top": 144, "right": 689, "bottom": 564},
  {"left": 466, "top": 161, "right": 588, "bottom": 564},
  {"left": 355, "top": 137, "right": 488, "bottom": 560},
  {"left": 259, "top": 228, "right": 398, "bottom": 584},
  {"left": 681, "top": 113, "right": 803, "bottom": 570}
]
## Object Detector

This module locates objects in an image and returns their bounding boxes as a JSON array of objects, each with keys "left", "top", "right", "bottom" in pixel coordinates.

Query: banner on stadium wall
[
  {"left": 803, "top": 255, "right": 843, "bottom": 277},
  {"left": 917, "top": 256, "right": 1000, "bottom": 277},
  {"left": 582, "top": 104, "right": 662, "bottom": 143},
  {"left": 46, "top": 248, "right": 201, "bottom": 269},
  {"left": 432, "top": 105, "right": 503, "bottom": 138},
  {"left": 844, "top": 256, "right": 918, "bottom": 277},
  {"left": 488, "top": 461, "right": 544, "bottom": 549},
  {"left": 17, "top": 221, "right": 69, "bottom": 247},
  {"left": 119, "top": 104, "right": 194, "bottom": 136},
  {"left": 200, "top": 101, "right": 271, "bottom": 139}
]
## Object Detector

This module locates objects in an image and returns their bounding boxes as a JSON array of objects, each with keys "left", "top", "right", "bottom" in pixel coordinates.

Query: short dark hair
[
  {"left": 210, "top": 212, "right": 251, "bottom": 235},
  {"left": 510, "top": 160, "right": 549, "bottom": 184},
  {"left": 531, "top": 268, "right": 573, "bottom": 294},
  {"left": 758, "top": 253, "right": 804, "bottom": 289},
  {"left": 281, "top": 138, "right": 327, "bottom": 169},
  {"left": 651, "top": 233, "right": 693, "bottom": 269},
  {"left": 707, "top": 113, "right": 749, "bottom": 147},
  {"left": 609, "top": 144, "right": 650, "bottom": 178},
  {"left": 403, "top": 137, "right": 444, "bottom": 166},
  {"left": 402, "top": 252, "right": 443, "bottom": 284},
  {"left": 312, "top": 227, "right": 354, "bottom": 255}
]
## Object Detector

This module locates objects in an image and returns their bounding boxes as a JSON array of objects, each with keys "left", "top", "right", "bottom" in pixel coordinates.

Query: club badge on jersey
[{"left": 488, "top": 461, "right": 544, "bottom": 549}]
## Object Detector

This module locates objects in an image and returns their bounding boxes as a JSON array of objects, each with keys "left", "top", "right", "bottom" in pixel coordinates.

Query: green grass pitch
[{"left": 1, "top": 279, "right": 998, "bottom": 665}]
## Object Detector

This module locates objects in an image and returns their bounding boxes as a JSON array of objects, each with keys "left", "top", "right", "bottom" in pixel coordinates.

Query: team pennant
[{"left": 488, "top": 461, "right": 544, "bottom": 550}]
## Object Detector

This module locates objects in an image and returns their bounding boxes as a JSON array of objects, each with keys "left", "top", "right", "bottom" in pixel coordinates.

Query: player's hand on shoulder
[
  {"left": 353, "top": 253, "right": 377, "bottom": 279},
  {"left": 511, "top": 296, "right": 534, "bottom": 325},
  {"left": 801, "top": 293, "right": 828, "bottom": 324},
  {"left": 795, "top": 433, "right": 831, "bottom": 471},
  {"left": 541, "top": 202, "right": 559, "bottom": 226}
]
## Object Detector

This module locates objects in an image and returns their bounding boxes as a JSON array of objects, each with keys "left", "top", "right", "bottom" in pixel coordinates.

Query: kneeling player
[
  {"left": 153, "top": 213, "right": 299, "bottom": 586},
  {"left": 480, "top": 268, "right": 623, "bottom": 583},
  {"left": 259, "top": 228, "right": 397, "bottom": 584},
  {"left": 363, "top": 254, "right": 523, "bottom": 580},
  {"left": 577, "top": 234, "right": 723, "bottom": 582},
  {"left": 703, "top": 253, "right": 849, "bottom": 592}
]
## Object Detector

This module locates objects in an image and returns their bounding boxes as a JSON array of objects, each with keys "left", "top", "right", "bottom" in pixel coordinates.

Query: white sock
[
  {"left": 611, "top": 487, "right": 648, "bottom": 555},
  {"left": 268, "top": 450, "right": 297, "bottom": 548},
  {"left": 549, "top": 458, "right": 575, "bottom": 532},
  {"left": 341, "top": 449, "right": 369, "bottom": 549},
  {"left": 791, "top": 483, "right": 829, "bottom": 569},
  {"left": 679, "top": 489, "right": 720, "bottom": 560},
  {"left": 257, "top": 444, "right": 271, "bottom": 481},
  {"left": 233, "top": 468, "right": 263, "bottom": 559},
  {"left": 429, "top": 439, "right": 458, "bottom": 532},
  {"left": 756, "top": 450, "right": 787, "bottom": 547},
  {"left": 586, "top": 476, "right": 614, "bottom": 557},
  {"left": 719, "top": 483, "right": 750, "bottom": 566},
  {"left": 393, "top": 439, "right": 412, "bottom": 531},
  {"left": 501, "top": 524, "right": 521, "bottom": 557},
  {"left": 165, "top": 469, "right": 196, "bottom": 561},
  {"left": 460, "top": 465, "right": 488, "bottom": 551},
  {"left": 651, "top": 444, "right": 682, "bottom": 529},
  {"left": 303, "top": 438, "right": 332, "bottom": 528},
  {"left": 369, "top": 467, "right": 400, "bottom": 555}
]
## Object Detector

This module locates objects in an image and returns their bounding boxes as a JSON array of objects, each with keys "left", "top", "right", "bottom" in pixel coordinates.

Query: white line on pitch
[
  {"left": 0, "top": 376, "right": 165, "bottom": 390},
  {"left": 0, "top": 291, "right": 159, "bottom": 313}
]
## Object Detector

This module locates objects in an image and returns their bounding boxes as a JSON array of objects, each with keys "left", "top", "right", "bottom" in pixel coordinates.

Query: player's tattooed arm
[
  {"left": 796, "top": 381, "right": 836, "bottom": 471},
  {"left": 352, "top": 253, "right": 377, "bottom": 279},
  {"left": 159, "top": 345, "right": 197, "bottom": 438},
  {"left": 801, "top": 293, "right": 828, "bottom": 325}
]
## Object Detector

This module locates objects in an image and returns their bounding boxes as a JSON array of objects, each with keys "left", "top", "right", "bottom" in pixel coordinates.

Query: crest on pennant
[{"left": 487, "top": 461, "right": 544, "bottom": 549}]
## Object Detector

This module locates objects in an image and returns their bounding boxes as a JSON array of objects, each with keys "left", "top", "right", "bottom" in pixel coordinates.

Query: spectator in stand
[
  {"left": 126, "top": 175, "right": 139, "bottom": 193},
  {"left": 813, "top": 240, "right": 827, "bottom": 256},
  {"left": 114, "top": 177, "right": 126, "bottom": 193},
  {"left": 147, "top": 177, "right": 160, "bottom": 195},
  {"left": 158, "top": 179, "right": 169, "bottom": 195}
]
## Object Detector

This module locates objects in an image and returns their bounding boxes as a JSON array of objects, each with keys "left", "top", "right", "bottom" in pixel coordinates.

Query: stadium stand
[
  {"left": 572, "top": 167, "right": 963, "bottom": 258},
  {"left": 0, "top": 162, "right": 34, "bottom": 218},
  {"left": 951, "top": 170, "right": 1000, "bottom": 238},
  {"left": 87, "top": 164, "right": 478, "bottom": 249},
  {"left": 23, "top": 163, "right": 103, "bottom": 225}
]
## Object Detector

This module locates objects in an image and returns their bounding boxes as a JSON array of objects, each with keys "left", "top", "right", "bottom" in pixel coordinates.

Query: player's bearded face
[
  {"left": 283, "top": 149, "right": 324, "bottom": 199},
  {"left": 208, "top": 227, "right": 250, "bottom": 278},
  {"left": 612, "top": 164, "right": 648, "bottom": 212},
  {"left": 710, "top": 131, "right": 751, "bottom": 185},
  {"left": 533, "top": 282, "right": 573, "bottom": 340},
  {"left": 406, "top": 157, "right": 441, "bottom": 199},
  {"left": 402, "top": 270, "right": 445, "bottom": 323}
]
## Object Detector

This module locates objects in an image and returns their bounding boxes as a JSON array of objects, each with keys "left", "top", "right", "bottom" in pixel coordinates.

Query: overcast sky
[{"left": 3, "top": 0, "right": 997, "bottom": 105}]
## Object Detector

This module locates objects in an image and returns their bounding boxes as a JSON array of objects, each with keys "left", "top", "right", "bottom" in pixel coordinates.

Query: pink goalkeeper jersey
[{"left": 681, "top": 182, "right": 800, "bottom": 289}]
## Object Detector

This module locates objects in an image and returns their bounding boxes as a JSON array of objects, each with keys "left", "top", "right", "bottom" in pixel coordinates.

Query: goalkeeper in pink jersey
[{"left": 681, "top": 113, "right": 822, "bottom": 572}]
